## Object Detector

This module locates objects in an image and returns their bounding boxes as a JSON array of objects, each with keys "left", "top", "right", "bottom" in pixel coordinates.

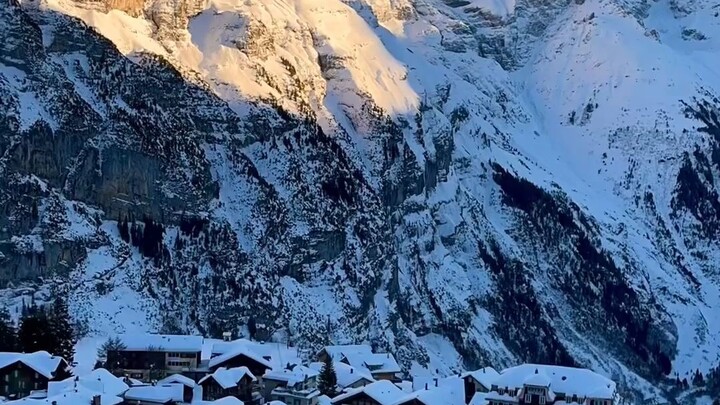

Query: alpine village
[{"left": 1, "top": 303, "right": 718, "bottom": 405}]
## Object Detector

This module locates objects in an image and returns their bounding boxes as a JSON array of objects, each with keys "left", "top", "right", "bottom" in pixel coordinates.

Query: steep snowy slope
[{"left": 2, "top": 0, "right": 720, "bottom": 401}]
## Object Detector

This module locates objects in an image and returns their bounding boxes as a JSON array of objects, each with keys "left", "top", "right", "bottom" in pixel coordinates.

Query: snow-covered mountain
[{"left": 1, "top": 0, "right": 719, "bottom": 401}]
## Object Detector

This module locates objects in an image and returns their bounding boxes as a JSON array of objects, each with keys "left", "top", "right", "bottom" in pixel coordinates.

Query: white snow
[
  {"left": 331, "top": 380, "right": 405, "bottom": 405},
  {"left": 48, "top": 369, "right": 129, "bottom": 397},
  {"left": 124, "top": 384, "right": 184, "bottom": 403},
  {"left": 0, "top": 351, "right": 67, "bottom": 379},
  {"left": 199, "top": 367, "right": 257, "bottom": 389},
  {"left": 116, "top": 333, "right": 204, "bottom": 352}
]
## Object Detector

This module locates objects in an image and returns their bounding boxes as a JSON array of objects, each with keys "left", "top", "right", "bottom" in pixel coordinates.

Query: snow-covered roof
[
  {"left": 123, "top": 384, "right": 184, "bottom": 403},
  {"left": 494, "top": 365, "right": 616, "bottom": 399},
  {"left": 157, "top": 373, "right": 196, "bottom": 388},
  {"left": 205, "top": 397, "right": 245, "bottom": 405},
  {"left": 7, "top": 386, "right": 123, "bottom": 405},
  {"left": 523, "top": 371, "right": 551, "bottom": 387},
  {"left": 485, "top": 391, "right": 519, "bottom": 403},
  {"left": 309, "top": 361, "right": 375, "bottom": 388},
  {"left": 199, "top": 367, "right": 257, "bottom": 389},
  {"left": 394, "top": 381, "right": 413, "bottom": 393},
  {"left": 209, "top": 345, "right": 272, "bottom": 370},
  {"left": 0, "top": 351, "right": 67, "bottom": 379},
  {"left": 271, "top": 386, "right": 321, "bottom": 399},
  {"left": 469, "top": 392, "right": 488, "bottom": 405},
  {"left": 116, "top": 334, "right": 203, "bottom": 352},
  {"left": 321, "top": 345, "right": 401, "bottom": 374},
  {"left": 264, "top": 365, "right": 319, "bottom": 385},
  {"left": 394, "top": 376, "right": 465, "bottom": 405},
  {"left": 462, "top": 367, "right": 500, "bottom": 389},
  {"left": 49, "top": 369, "right": 129, "bottom": 397},
  {"left": 331, "top": 380, "right": 405, "bottom": 405}
]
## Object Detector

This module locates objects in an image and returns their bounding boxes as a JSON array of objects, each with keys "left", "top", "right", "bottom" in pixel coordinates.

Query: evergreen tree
[
  {"left": 693, "top": 369, "right": 705, "bottom": 386},
  {"left": 0, "top": 307, "right": 18, "bottom": 352},
  {"left": 18, "top": 307, "right": 52, "bottom": 353},
  {"left": 247, "top": 317, "right": 257, "bottom": 340},
  {"left": 49, "top": 296, "right": 75, "bottom": 360},
  {"left": 118, "top": 217, "right": 130, "bottom": 243},
  {"left": 317, "top": 356, "right": 338, "bottom": 397}
]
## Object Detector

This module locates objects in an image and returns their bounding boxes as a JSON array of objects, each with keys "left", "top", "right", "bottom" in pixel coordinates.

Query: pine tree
[
  {"left": 247, "top": 317, "right": 257, "bottom": 340},
  {"left": 49, "top": 296, "right": 75, "bottom": 360},
  {"left": 18, "top": 307, "right": 52, "bottom": 353},
  {"left": 0, "top": 307, "right": 18, "bottom": 352},
  {"left": 317, "top": 356, "right": 338, "bottom": 397},
  {"left": 693, "top": 369, "right": 705, "bottom": 386}
]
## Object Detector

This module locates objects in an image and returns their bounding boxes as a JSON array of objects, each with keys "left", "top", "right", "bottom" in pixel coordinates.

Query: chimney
[
  {"left": 350, "top": 368, "right": 354, "bottom": 374},
  {"left": 424, "top": 383, "right": 428, "bottom": 390},
  {"left": 435, "top": 379, "right": 438, "bottom": 387},
  {"left": 222, "top": 332, "right": 232, "bottom": 342}
]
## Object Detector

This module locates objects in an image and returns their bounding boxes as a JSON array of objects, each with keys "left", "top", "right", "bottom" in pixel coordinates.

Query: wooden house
[
  {"left": 199, "top": 366, "right": 263, "bottom": 405},
  {"left": 0, "top": 351, "right": 70, "bottom": 399},
  {"left": 107, "top": 334, "right": 203, "bottom": 381}
]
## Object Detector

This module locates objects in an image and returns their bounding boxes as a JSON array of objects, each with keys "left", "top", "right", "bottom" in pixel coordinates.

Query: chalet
[
  {"left": 264, "top": 364, "right": 320, "bottom": 405},
  {"left": 330, "top": 380, "right": 404, "bottom": 405},
  {"left": 209, "top": 346, "right": 272, "bottom": 378},
  {"left": 317, "top": 346, "right": 400, "bottom": 381},
  {"left": 0, "top": 351, "right": 70, "bottom": 399},
  {"left": 121, "top": 384, "right": 184, "bottom": 405},
  {"left": 156, "top": 374, "right": 195, "bottom": 403},
  {"left": 487, "top": 365, "right": 617, "bottom": 405},
  {"left": 309, "top": 362, "right": 374, "bottom": 390},
  {"left": 107, "top": 334, "right": 203, "bottom": 381},
  {"left": 394, "top": 376, "right": 465, "bottom": 405},
  {"left": 199, "top": 366, "right": 263, "bottom": 404},
  {"left": 462, "top": 367, "right": 500, "bottom": 403}
]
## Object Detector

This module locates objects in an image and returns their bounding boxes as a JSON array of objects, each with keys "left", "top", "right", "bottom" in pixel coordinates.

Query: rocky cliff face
[{"left": 1, "top": 0, "right": 719, "bottom": 401}]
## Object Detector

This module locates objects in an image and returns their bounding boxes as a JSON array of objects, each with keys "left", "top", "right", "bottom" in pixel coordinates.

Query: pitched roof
[
  {"left": 309, "top": 361, "right": 375, "bottom": 388},
  {"left": 157, "top": 373, "right": 196, "bottom": 388},
  {"left": 123, "top": 384, "right": 184, "bottom": 403},
  {"left": 48, "top": 368, "right": 129, "bottom": 397},
  {"left": 264, "top": 365, "right": 319, "bottom": 385},
  {"left": 209, "top": 397, "right": 245, "bottom": 405},
  {"left": 394, "top": 376, "right": 465, "bottom": 405},
  {"left": 469, "top": 392, "right": 488, "bottom": 405},
  {"left": 331, "top": 380, "right": 405, "bottom": 405},
  {"left": 321, "top": 345, "right": 401, "bottom": 374},
  {"left": 209, "top": 345, "right": 272, "bottom": 370},
  {"left": 116, "top": 334, "right": 203, "bottom": 352},
  {"left": 494, "top": 364, "right": 616, "bottom": 399},
  {"left": 462, "top": 367, "right": 500, "bottom": 389},
  {"left": 7, "top": 386, "right": 123, "bottom": 405},
  {"left": 0, "top": 351, "right": 66, "bottom": 378},
  {"left": 199, "top": 367, "right": 257, "bottom": 389}
]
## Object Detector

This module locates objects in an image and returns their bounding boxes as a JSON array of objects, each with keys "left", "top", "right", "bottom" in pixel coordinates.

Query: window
[
  {"left": 525, "top": 393, "right": 532, "bottom": 402},
  {"left": 540, "top": 396, "right": 546, "bottom": 405},
  {"left": 4, "top": 374, "right": 8, "bottom": 382}
]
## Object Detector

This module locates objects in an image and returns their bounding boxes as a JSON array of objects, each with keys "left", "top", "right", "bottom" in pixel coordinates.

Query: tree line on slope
[{"left": 0, "top": 295, "right": 75, "bottom": 360}]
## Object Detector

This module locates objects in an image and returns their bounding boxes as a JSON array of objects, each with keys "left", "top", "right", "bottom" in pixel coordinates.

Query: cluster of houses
[{"left": 0, "top": 334, "right": 618, "bottom": 405}]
